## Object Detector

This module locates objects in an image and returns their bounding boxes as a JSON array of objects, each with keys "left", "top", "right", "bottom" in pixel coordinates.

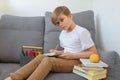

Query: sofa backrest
[
  {"left": 0, "top": 15, "right": 45, "bottom": 63},
  {"left": 43, "top": 10, "right": 95, "bottom": 53},
  {"left": 43, "top": 12, "right": 62, "bottom": 53},
  {"left": 72, "top": 10, "right": 95, "bottom": 43},
  {"left": 0, "top": 10, "right": 95, "bottom": 63}
]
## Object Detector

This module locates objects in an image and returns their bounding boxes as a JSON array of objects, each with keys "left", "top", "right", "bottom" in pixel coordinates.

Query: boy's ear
[
  {"left": 70, "top": 14, "right": 73, "bottom": 19},
  {"left": 68, "top": 14, "right": 73, "bottom": 19}
]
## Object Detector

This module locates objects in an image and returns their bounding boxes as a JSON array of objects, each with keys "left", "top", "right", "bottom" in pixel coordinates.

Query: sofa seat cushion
[
  {"left": 45, "top": 72, "right": 86, "bottom": 80},
  {"left": 0, "top": 63, "right": 20, "bottom": 80}
]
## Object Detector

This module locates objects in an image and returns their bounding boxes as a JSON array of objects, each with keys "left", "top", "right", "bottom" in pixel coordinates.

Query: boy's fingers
[{"left": 49, "top": 49, "right": 57, "bottom": 53}]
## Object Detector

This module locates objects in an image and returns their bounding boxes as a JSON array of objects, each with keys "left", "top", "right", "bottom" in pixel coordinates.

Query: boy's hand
[{"left": 49, "top": 49, "right": 58, "bottom": 53}]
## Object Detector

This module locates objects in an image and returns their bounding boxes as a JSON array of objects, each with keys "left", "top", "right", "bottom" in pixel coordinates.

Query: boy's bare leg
[{"left": 9, "top": 55, "right": 46, "bottom": 80}]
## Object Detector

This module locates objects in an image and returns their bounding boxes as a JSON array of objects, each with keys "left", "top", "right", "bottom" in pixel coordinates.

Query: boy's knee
[
  {"left": 42, "top": 57, "right": 55, "bottom": 64},
  {"left": 42, "top": 57, "right": 51, "bottom": 62}
]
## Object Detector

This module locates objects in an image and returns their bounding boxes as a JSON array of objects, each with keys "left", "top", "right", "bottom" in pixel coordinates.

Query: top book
[
  {"left": 80, "top": 59, "right": 108, "bottom": 67},
  {"left": 44, "top": 53, "right": 59, "bottom": 57}
]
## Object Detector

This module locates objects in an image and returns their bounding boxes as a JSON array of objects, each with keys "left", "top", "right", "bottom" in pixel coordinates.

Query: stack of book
[{"left": 73, "top": 59, "right": 108, "bottom": 80}]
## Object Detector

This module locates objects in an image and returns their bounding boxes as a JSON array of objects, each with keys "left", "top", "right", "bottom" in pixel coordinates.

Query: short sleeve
[{"left": 79, "top": 29, "right": 94, "bottom": 51}]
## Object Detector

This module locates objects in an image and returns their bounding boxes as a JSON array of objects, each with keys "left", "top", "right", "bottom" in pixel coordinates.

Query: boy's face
[{"left": 55, "top": 13, "right": 72, "bottom": 31}]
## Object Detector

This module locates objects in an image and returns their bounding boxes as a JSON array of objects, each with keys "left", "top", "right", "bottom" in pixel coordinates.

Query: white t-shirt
[{"left": 59, "top": 25, "right": 94, "bottom": 53}]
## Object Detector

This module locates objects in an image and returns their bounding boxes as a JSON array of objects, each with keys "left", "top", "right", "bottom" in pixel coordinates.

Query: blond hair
[{"left": 51, "top": 6, "right": 71, "bottom": 25}]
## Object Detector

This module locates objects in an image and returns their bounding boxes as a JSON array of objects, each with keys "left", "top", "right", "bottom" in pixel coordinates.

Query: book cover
[
  {"left": 80, "top": 59, "right": 108, "bottom": 67},
  {"left": 43, "top": 53, "right": 59, "bottom": 57}
]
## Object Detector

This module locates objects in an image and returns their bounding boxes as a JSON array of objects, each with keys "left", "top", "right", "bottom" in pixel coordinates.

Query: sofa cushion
[
  {"left": 72, "top": 10, "right": 95, "bottom": 43},
  {"left": 0, "top": 63, "right": 20, "bottom": 80},
  {"left": 44, "top": 10, "right": 95, "bottom": 53},
  {"left": 98, "top": 50, "right": 119, "bottom": 68},
  {"left": 44, "top": 12, "right": 62, "bottom": 53},
  {"left": 45, "top": 72, "right": 86, "bottom": 80},
  {"left": 0, "top": 15, "right": 45, "bottom": 63}
]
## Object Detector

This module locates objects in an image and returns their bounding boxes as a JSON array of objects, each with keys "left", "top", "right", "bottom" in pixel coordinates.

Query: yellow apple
[{"left": 89, "top": 54, "right": 100, "bottom": 63}]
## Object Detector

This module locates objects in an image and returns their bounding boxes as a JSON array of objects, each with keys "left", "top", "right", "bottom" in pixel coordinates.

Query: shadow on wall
[{"left": 95, "top": 14, "right": 103, "bottom": 50}]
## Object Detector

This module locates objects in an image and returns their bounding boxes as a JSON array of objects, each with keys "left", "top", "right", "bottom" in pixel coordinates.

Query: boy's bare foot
[{"left": 4, "top": 77, "right": 12, "bottom": 80}]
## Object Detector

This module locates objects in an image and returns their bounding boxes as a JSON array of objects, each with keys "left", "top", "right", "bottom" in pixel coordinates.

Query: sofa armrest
[
  {"left": 98, "top": 50, "right": 120, "bottom": 80},
  {"left": 98, "top": 50, "right": 120, "bottom": 68}
]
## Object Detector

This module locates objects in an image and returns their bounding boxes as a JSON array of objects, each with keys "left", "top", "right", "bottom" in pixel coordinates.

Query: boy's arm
[
  {"left": 58, "top": 46, "right": 97, "bottom": 59},
  {"left": 49, "top": 43, "right": 64, "bottom": 54},
  {"left": 72, "top": 46, "right": 97, "bottom": 59}
]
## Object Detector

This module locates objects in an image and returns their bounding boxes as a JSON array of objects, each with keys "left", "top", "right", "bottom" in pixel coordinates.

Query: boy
[{"left": 5, "top": 6, "right": 97, "bottom": 80}]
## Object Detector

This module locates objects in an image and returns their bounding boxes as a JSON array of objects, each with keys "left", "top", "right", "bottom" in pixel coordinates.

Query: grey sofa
[{"left": 0, "top": 10, "right": 120, "bottom": 80}]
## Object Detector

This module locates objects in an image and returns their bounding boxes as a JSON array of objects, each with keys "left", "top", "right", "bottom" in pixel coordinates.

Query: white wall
[
  {"left": 93, "top": 0, "right": 120, "bottom": 55},
  {"left": 0, "top": 0, "right": 93, "bottom": 16},
  {"left": 0, "top": 0, "right": 9, "bottom": 18}
]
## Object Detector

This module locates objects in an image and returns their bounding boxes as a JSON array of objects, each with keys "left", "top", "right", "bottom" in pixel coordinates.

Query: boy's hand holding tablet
[{"left": 44, "top": 44, "right": 63, "bottom": 57}]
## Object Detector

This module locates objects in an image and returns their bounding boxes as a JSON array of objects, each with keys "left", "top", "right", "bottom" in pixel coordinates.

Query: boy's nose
[
  {"left": 59, "top": 22, "right": 63, "bottom": 27},
  {"left": 60, "top": 25, "right": 64, "bottom": 28}
]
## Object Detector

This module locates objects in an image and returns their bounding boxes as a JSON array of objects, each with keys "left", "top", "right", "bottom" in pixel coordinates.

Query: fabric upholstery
[
  {"left": 0, "top": 63, "right": 20, "bottom": 80},
  {"left": 98, "top": 50, "right": 118, "bottom": 68},
  {"left": 44, "top": 12, "right": 61, "bottom": 53},
  {"left": 45, "top": 72, "right": 86, "bottom": 80},
  {"left": 98, "top": 50, "right": 120, "bottom": 80},
  {"left": 0, "top": 15, "right": 45, "bottom": 63}
]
